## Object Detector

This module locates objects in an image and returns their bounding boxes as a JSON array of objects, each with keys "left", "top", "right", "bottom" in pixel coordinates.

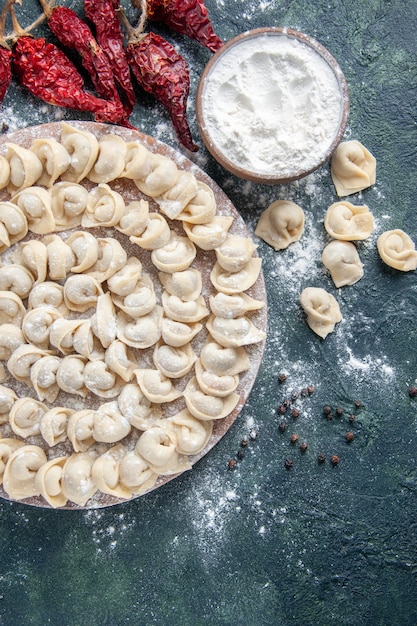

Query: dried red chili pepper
[
  {"left": 140, "top": 0, "right": 223, "bottom": 53},
  {"left": 0, "top": 45, "right": 12, "bottom": 106},
  {"left": 9, "top": 4, "right": 126, "bottom": 126},
  {"left": 84, "top": 0, "right": 136, "bottom": 117},
  {"left": 39, "top": 0, "right": 132, "bottom": 128},
  {"left": 121, "top": 15, "right": 198, "bottom": 152}
]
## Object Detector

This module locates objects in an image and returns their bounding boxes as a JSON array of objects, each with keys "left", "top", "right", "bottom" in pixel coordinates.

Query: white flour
[{"left": 200, "top": 32, "right": 344, "bottom": 176}]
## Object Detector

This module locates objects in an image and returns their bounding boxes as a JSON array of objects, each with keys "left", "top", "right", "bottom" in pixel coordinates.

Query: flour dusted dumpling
[
  {"left": 119, "top": 450, "right": 158, "bottom": 495},
  {"left": 34, "top": 456, "right": 67, "bottom": 508},
  {"left": 49, "top": 182, "right": 89, "bottom": 231},
  {"left": 18, "top": 240, "right": 48, "bottom": 284},
  {"left": 5, "top": 143, "right": 43, "bottom": 194},
  {"left": 67, "top": 409, "right": 95, "bottom": 452},
  {"left": 22, "top": 306, "right": 62, "bottom": 349},
  {"left": 63, "top": 274, "right": 104, "bottom": 312},
  {"left": 331, "top": 140, "right": 376, "bottom": 196},
  {"left": 200, "top": 340, "right": 250, "bottom": 376},
  {"left": 93, "top": 401, "right": 131, "bottom": 443},
  {"left": 105, "top": 340, "right": 137, "bottom": 382},
  {"left": 86, "top": 237, "right": 127, "bottom": 283},
  {"left": 135, "top": 368, "right": 182, "bottom": 404},
  {"left": 0, "top": 155, "right": 10, "bottom": 189},
  {"left": 49, "top": 318, "right": 84, "bottom": 355},
  {"left": 11, "top": 186, "right": 55, "bottom": 234},
  {"left": 87, "top": 133, "right": 127, "bottom": 183},
  {"left": 176, "top": 181, "right": 216, "bottom": 224},
  {"left": 161, "top": 317, "right": 203, "bottom": 348},
  {"left": 155, "top": 170, "right": 199, "bottom": 219},
  {"left": 0, "top": 325, "right": 24, "bottom": 360},
  {"left": 183, "top": 377, "right": 240, "bottom": 421},
  {"left": 28, "top": 281, "right": 68, "bottom": 315},
  {"left": 90, "top": 292, "right": 116, "bottom": 348},
  {"left": 159, "top": 269, "right": 202, "bottom": 301},
  {"left": 151, "top": 233, "right": 196, "bottom": 273},
  {"left": 0, "top": 265, "right": 34, "bottom": 299},
  {"left": 300, "top": 287, "right": 342, "bottom": 339},
  {"left": 255, "top": 200, "right": 305, "bottom": 251},
  {"left": 42, "top": 234, "right": 75, "bottom": 280},
  {"left": 116, "top": 307, "right": 162, "bottom": 349},
  {"left": 107, "top": 257, "right": 143, "bottom": 296},
  {"left": 60, "top": 121, "right": 99, "bottom": 183},
  {"left": 0, "top": 438, "right": 24, "bottom": 483},
  {"left": 56, "top": 355, "right": 88, "bottom": 397},
  {"left": 153, "top": 342, "right": 197, "bottom": 379},
  {"left": 66, "top": 230, "right": 99, "bottom": 273},
  {"left": 215, "top": 235, "right": 257, "bottom": 272},
  {"left": 210, "top": 258, "right": 262, "bottom": 294},
  {"left": 194, "top": 359, "right": 239, "bottom": 397},
  {"left": 322, "top": 240, "right": 364, "bottom": 287},
  {"left": 111, "top": 273, "right": 156, "bottom": 318},
  {"left": 117, "top": 383, "right": 161, "bottom": 431},
  {"left": 134, "top": 152, "right": 178, "bottom": 197},
  {"left": 116, "top": 200, "right": 149, "bottom": 237},
  {"left": 121, "top": 141, "right": 152, "bottom": 180},
  {"left": 0, "top": 385, "right": 18, "bottom": 424},
  {"left": 61, "top": 451, "right": 98, "bottom": 506},
  {"left": 72, "top": 320, "right": 105, "bottom": 361},
  {"left": 162, "top": 409, "right": 213, "bottom": 455},
  {"left": 130, "top": 213, "right": 171, "bottom": 250},
  {"left": 377, "top": 229, "right": 417, "bottom": 271},
  {"left": 9, "top": 397, "right": 47, "bottom": 438},
  {"left": 135, "top": 425, "right": 192, "bottom": 475},
  {"left": 30, "top": 355, "right": 62, "bottom": 403},
  {"left": 30, "top": 137, "right": 70, "bottom": 187},
  {"left": 0, "top": 202, "right": 28, "bottom": 252},
  {"left": 209, "top": 292, "right": 264, "bottom": 318},
  {"left": 324, "top": 201, "right": 375, "bottom": 241},
  {"left": 82, "top": 183, "right": 125, "bottom": 228},
  {"left": 91, "top": 444, "right": 131, "bottom": 499},
  {"left": 161, "top": 292, "right": 209, "bottom": 324},
  {"left": 206, "top": 314, "right": 266, "bottom": 348},
  {"left": 183, "top": 216, "right": 233, "bottom": 250},
  {"left": 40, "top": 406, "right": 73, "bottom": 447},
  {"left": 3, "top": 445, "right": 47, "bottom": 500},
  {"left": 7, "top": 344, "right": 51, "bottom": 384},
  {"left": 84, "top": 360, "right": 124, "bottom": 399}
]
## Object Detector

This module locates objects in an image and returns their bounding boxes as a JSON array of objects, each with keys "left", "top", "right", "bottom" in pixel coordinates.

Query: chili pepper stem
[
  {"left": 118, "top": 4, "right": 147, "bottom": 44},
  {"left": 5, "top": 0, "right": 46, "bottom": 43}
]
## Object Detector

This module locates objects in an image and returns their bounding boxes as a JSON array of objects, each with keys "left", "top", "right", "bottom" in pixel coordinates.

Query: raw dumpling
[
  {"left": 29, "top": 354, "right": 62, "bottom": 403},
  {"left": 119, "top": 450, "right": 157, "bottom": 495},
  {"left": 322, "top": 240, "right": 364, "bottom": 287},
  {"left": 30, "top": 137, "right": 70, "bottom": 187},
  {"left": 72, "top": 320, "right": 105, "bottom": 361},
  {"left": 83, "top": 360, "right": 124, "bottom": 398},
  {"left": 61, "top": 451, "right": 98, "bottom": 506},
  {"left": 90, "top": 292, "right": 117, "bottom": 348},
  {"left": 134, "top": 152, "right": 178, "bottom": 197},
  {"left": 87, "top": 133, "right": 127, "bottom": 183},
  {"left": 63, "top": 274, "right": 104, "bottom": 312},
  {"left": 160, "top": 317, "right": 203, "bottom": 348},
  {"left": 91, "top": 444, "right": 131, "bottom": 499},
  {"left": 377, "top": 229, "right": 417, "bottom": 271},
  {"left": 135, "top": 368, "right": 182, "bottom": 404},
  {"left": 0, "top": 385, "right": 18, "bottom": 424},
  {"left": 183, "top": 216, "right": 233, "bottom": 250},
  {"left": 66, "top": 230, "right": 99, "bottom": 273},
  {"left": 17, "top": 240, "right": 48, "bottom": 284},
  {"left": 159, "top": 269, "right": 202, "bottom": 301},
  {"left": 299, "top": 287, "right": 342, "bottom": 339},
  {"left": 153, "top": 341, "right": 197, "bottom": 379},
  {"left": 60, "top": 121, "right": 99, "bottom": 183},
  {"left": 85, "top": 237, "right": 127, "bottom": 283},
  {"left": 135, "top": 425, "right": 191, "bottom": 475},
  {"left": 331, "top": 140, "right": 376, "bottom": 196},
  {"left": 194, "top": 359, "right": 239, "bottom": 397},
  {"left": 0, "top": 438, "right": 25, "bottom": 483},
  {"left": 0, "top": 264, "right": 34, "bottom": 299},
  {"left": 111, "top": 273, "right": 156, "bottom": 318},
  {"left": 9, "top": 397, "right": 47, "bottom": 438},
  {"left": 200, "top": 340, "right": 250, "bottom": 376},
  {"left": 56, "top": 355, "right": 88, "bottom": 397},
  {"left": 3, "top": 445, "right": 47, "bottom": 500},
  {"left": 162, "top": 409, "right": 213, "bottom": 455},
  {"left": 183, "top": 377, "right": 240, "bottom": 421},
  {"left": 176, "top": 181, "right": 217, "bottom": 224},
  {"left": 324, "top": 201, "right": 375, "bottom": 241},
  {"left": 117, "top": 383, "right": 161, "bottom": 431},
  {"left": 67, "top": 409, "right": 95, "bottom": 452},
  {"left": 49, "top": 182, "right": 89, "bottom": 231},
  {"left": 5, "top": 143, "right": 43, "bottom": 194},
  {"left": 0, "top": 325, "right": 25, "bottom": 360},
  {"left": 82, "top": 183, "right": 125, "bottom": 228},
  {"left": 130, "top": 213, "right": 171, "bottom": 250},
  {"left": 93, "top": 401, "right": 131, "bottom": 442},
  {"left": 28, "top": 282, "right": 69, "bottom": 316},
  {"left": 11, "top": 186, "right": 55, "bottom": 234},
  {"left": 0, "top": 291, "right": 26, "bottom": 326},
  {"left": 0, "top": 155, "right": 10, "bottom": 189},
  {"left": 7, "top": 344, "right": 51, "bottom": 385},
  {"left": 210, "top": 258, "right": 262, "bottom": 294},
  {"left": 215, "top": 235, "right": 257, "bottom": 272},
  {"left": 105, "top": 340, "right": 137, "bottom": 382},
  {"left": 206, "top": 315, "right": 266, "bottom": 348},
  {"left": 151, "top": 233, "right": 196, "bottom": 273},
  {"left": 42, "top": 234, "right": 75, "bottom": 280},
  {"left": 161, "top": 292, "right": 209, "bottom": 323},
  {"left": 40, "top": 406, "right": 73, "bottom": 447},
  {"left": 107, "top": 257, "right": 143, "bottom": 296},
  {"left": 254, "top": 200, "right": 305, "bottom": 251},
  {"left": 209, "top": 292, "right": 264, "bottom": 318},
  {"left": 116, "top": 307, "right": 162, "bottom": 349},
  {"left": 0, "top": 201, "right": 28, "bottom": 252},
  {"left": 121, "top": 141, "right": 152, "bottom": 180},
  {"left": 34, "top": 456, "right": 67, "bottom": 508},
  {"left": 116, "top": 200, "right": 149, "bottom": 237},
  {"left": 22, "top": 306, "right": 62, "bottom": 349},
  {"left": 155, "top": 170, "right": 199, "bottom": 219}
]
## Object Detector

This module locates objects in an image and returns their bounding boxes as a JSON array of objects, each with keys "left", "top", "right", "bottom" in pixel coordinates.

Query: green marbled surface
[{"left": 0, "top": 0, "right": 416, "bottom": 624}]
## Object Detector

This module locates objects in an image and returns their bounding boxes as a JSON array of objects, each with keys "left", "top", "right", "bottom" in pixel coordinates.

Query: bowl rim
[{"left": 195, "top": 26, "right": 350, "bottom": 185}]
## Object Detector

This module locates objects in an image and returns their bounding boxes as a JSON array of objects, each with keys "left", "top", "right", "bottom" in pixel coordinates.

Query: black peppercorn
[
  {"left": 278, "top": 373, "right": 288, "bottom": 383},
  {"left": 345, "top": 431, "right": 354, "bottom": 443},
  {"left": 291, "top": 408, "right": 300, "bottom": 419},
  {"left": 317, "top": 453, "right": 326, "bottom": 464},
  {"left": 277, "top": 404, "right": 287, "bottom": 415},
  {"left": 323, "top": 405, "right": 332, "bottom": 416},
  {"left": 290, "top": 433, "right": 299, "bottom": 444},
  {"left": 409, "top": 387, "right": 417, "bottom": 398},
  {"left": 227, "top": 459, "right": 237, "bottom": 469},
  {"left": 284, "top": 458, "right": 293, "bottom": 470},
  {"left": 237, "top": 449, "right": 245, "bottom": 460},
  {"left": 278, "top": 420, "right": 287, "bottom": 433},
  {"left": 300, "top": 442, "right": 308, "bottom": 453},
  {"left": 330, "top": 454, "right": 340, "bottom": 466},
  {"left": 336, "top": 407, "right": 344, "bottom": 417},
  {"left": 240, "top": 438, "right": 248, "bottom": 447},
  {"left": 307, "top": 385, "right": 315, "bottom": 395}
]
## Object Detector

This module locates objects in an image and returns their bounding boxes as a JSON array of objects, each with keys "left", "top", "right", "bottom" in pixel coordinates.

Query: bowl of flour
[{"left": 196, "top": 27, "right": 349, "bottom": 184}]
